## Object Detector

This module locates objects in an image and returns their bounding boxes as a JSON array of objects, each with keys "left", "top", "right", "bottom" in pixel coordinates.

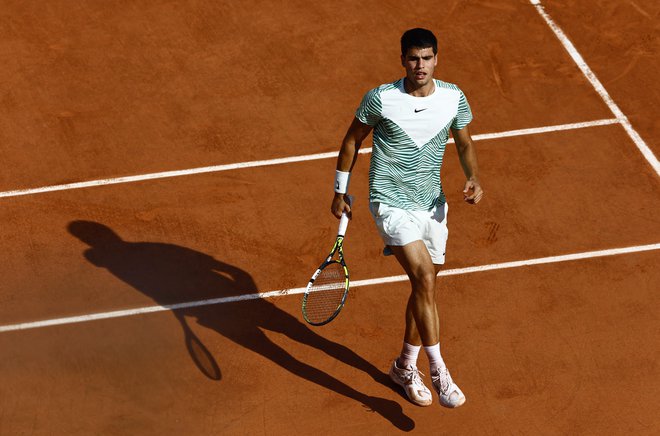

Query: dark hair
[{"left": 400, "top": 28, "right": 437, "bottom": 56}]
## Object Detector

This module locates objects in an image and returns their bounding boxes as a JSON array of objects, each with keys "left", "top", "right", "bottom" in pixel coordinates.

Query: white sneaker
[
  {"left": 389, "top": 360, "right": 433, "bottom": 406},
  {"left": 431, "top": 366, "right": 466, "bottom": 408}
]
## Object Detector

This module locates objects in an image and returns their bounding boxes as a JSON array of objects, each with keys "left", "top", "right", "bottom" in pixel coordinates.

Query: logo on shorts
[{"left": 414, "top": 108, "right": 428, "bottom": 113}]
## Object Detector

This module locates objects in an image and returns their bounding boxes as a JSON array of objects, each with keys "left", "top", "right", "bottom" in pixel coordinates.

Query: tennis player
[{"left": 331, "top": 28, "right": 483, "bottom": 408}]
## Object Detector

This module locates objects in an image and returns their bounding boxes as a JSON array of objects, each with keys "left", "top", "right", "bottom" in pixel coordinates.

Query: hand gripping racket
[{"left": 302, "top": 196, "right": 353, "bottom": 326}]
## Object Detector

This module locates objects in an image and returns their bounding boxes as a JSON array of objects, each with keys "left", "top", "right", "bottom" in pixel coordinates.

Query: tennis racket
[{"left": 302, "top": 196, "right": 353, "bottom": 326}]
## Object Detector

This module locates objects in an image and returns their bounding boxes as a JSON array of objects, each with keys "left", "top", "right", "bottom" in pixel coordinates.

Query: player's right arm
[{"left": 331, "top": 117, "right": 373, "bottom": 218}]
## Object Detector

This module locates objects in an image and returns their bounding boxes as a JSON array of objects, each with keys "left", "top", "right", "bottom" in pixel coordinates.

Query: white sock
[
  {"left": 423, "top": 343, "right": 446, "bottom": 374},
  {"left": 397, "top": 342, "right": 421, "bottom": 368}
]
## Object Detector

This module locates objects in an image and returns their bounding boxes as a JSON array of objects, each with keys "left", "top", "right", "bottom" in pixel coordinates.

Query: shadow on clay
[{"left": 67, "top": 220, "right": 414, "bottom": 431}]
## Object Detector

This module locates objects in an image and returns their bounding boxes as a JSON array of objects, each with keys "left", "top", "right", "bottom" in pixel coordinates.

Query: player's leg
[
  {"left": 390, "top": 241, "right": 440, "bottom": 346},
  {"left": 395, "top": 254, "right": 464, "bottom": 408},
  {"left": 398, "top": 262, "right": 441, "bottom": 370},
  {"left": 393, "top": 205, "right": 465, "bottom": 408},
  {"left": 397, "top": 263, "right": 441, "bottom": 368},
  {"left": 401, "top": 262, "right": 443, "bottom": 349},
  {"left": 369, "top": 203, "right": 437, "bottom": 406},
  {"left": 387, "top": 241, "right": 439, "bottom": 406}
]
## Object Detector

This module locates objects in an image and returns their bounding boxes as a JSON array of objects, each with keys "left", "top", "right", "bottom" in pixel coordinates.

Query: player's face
[{"left": 401, "top": 46, "right": 437, "bottom": 89}]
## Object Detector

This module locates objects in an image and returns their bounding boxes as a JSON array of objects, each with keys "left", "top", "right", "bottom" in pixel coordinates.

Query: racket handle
[{"left": 337, "top": 195, "right": 353, "bottom": 237}]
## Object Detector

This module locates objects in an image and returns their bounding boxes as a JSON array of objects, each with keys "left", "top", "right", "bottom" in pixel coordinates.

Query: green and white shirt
[{"left": 356, "top": 78, "right": 472, "bottom": 211}]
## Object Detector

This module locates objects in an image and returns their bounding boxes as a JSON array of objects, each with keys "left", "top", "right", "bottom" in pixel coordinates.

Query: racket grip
[{"left": 337, "top": 195, "right": 353, "bottom": 237}]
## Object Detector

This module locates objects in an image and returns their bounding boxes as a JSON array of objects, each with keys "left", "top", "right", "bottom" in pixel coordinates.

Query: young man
[{"left": 331, "top": 28, "right": 483, "bottom": 408}]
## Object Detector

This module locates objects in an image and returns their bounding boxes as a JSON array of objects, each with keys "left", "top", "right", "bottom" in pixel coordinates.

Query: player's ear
[{"left": 400, "top": 54, "right": 405, "bottom": 67}]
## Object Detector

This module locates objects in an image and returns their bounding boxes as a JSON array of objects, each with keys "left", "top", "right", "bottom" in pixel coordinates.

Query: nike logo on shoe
[{"left": 414, "top": 108, "right": 427, "bottom": 113}]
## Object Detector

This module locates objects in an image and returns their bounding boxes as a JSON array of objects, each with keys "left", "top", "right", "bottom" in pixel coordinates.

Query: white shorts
[{"left": 369, "top": 201, "right": 449, "bottom": 264}]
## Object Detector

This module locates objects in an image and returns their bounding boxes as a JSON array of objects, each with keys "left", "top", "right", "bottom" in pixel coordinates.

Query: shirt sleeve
[
  {"left": 451, "top": 90, "right": 473, "bottom": 130},
  {"left": 355, "top": 87, "right": 383, "bottom": 126}
]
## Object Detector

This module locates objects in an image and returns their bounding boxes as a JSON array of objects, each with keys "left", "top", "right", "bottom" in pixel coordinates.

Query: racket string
[{"left": 305, "top": 263, "right": 347, "bottom": 324}]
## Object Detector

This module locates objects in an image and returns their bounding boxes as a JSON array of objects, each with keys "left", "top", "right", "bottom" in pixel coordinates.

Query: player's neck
[{"left": 404, "top": 78, "right": 436, "bottom": 97}]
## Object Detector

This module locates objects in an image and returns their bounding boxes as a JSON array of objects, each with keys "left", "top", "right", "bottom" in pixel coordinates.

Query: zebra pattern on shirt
[{"left": 356, "top": 78, "right": 472, "bottom": 211}]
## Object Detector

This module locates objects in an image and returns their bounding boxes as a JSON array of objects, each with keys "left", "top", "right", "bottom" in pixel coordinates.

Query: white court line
[
  {"left": 530, "top": 0, "right": 660, "bottom": 177},
  {"left": 0, "top": 118, "right": 618, "bottom": 199},
  {"left": 0, "top": 242, "right": 657, "bottom": 333},
  {"left": 359, "top": 118, "right": 618, "bottom": 155}
]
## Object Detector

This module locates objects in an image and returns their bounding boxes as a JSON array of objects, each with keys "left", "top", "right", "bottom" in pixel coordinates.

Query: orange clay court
[{"left": 0, "top": 1, "right": 658, "bottom": 434}]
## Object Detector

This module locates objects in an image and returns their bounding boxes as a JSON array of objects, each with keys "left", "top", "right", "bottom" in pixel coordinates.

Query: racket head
[{"left": 302, "top": 257, "right": 349, "bottom": 326}]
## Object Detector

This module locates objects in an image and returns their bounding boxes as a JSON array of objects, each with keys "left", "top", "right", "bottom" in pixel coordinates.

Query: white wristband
[{"left": 334, "top": 170, "right": 350, "bottom": 194}]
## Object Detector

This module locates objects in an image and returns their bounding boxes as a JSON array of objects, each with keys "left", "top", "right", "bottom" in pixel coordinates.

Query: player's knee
[{"left": 411, "top": 270, "right": 436, "bottom": 296}]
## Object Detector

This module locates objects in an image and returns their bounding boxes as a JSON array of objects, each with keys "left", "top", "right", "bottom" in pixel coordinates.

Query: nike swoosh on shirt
[{"left": 414, "top": 108, "right": 427, "bottom": 113}]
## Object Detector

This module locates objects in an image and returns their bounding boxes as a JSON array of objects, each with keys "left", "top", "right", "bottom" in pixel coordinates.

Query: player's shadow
[{"left": 68, "top": 221, "right": 414, "bottom": 431}]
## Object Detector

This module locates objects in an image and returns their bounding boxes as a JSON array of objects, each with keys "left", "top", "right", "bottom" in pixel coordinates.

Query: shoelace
[
  {"left": 432, "top": 367, "right": 453, "bottom": 394},
  {"left": 403, "top": 368, "right": 426, "bottom": 387}
]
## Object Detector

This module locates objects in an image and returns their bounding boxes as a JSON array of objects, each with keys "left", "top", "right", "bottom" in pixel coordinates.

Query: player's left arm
[{"left": 451, "top": 125, "right": 484, "bottom": 204}]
